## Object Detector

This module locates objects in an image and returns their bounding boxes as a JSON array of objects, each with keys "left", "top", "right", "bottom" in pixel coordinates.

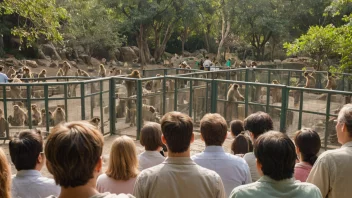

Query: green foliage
[{"left": 0, "top": 0, "right": 67, "bottom": 46}]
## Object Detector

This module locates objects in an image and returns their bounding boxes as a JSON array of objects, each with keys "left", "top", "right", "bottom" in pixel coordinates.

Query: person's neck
[
  {"left": 340, "top": 138, "right": 352, "bottom": 145},
  {"left": 59, "top": 180, "right": 98, "bottom": 198},
  {"left": 168, "top": 150, "right": 190, "bottom": 158}
]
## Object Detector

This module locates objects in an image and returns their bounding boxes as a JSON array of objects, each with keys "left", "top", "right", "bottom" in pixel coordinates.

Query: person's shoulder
[
  {"left": 243, "top": 152, "right": 255, "bottom": 161},
  {"left": 138, "top": 163, "right": 164, "bottom": 178},
  {"left": 191, "top": 152, "right": 204, "bottom": 160},
  {"left": 195, "top": 164, "right": 222, "bottom": 179},
  {"left": 229, "top": 182, "right": 260, "bottom": 197},
  {"left": 294, "top": 181, "right": 322, "bottom": 193},
  {"left": 91, "top": 192, "right": 135, "bottom": 198},
  {"left": 316, "top": 147, "right": 350, "bottom": 163}
]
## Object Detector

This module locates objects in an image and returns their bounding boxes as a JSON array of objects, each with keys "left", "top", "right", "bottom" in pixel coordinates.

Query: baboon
[
  {"left": 78, "top": 69, "right": 90, "bottom": 77},
  {"left": 116, "top": 99, "right": 126, "bottom": 118},
  {"left": 52, "top": 107, "right": 66, "bottom": 126},
  {"left": 145, "top": 81, "right": 153, "bottom": 91},
  {"left": 8, "top": 105, "right": 27, "bottom": 126},
  {"left": 125, "top": 70, "right": 141, "bottom": 96},
  {"left": 22, "top": 67, "right": 32, "bottom": 82},
  {"left": 6, "top": 66, "right": 16, "bottom": 77},
  {"left": 56, "top": 68, "right": 64, "bottom": 81},
  {"left": 38, "top": 69, "right": 47, "bottom": 82},
  {"left": 31, "top": 104, "right": 42, "bottom": 126},
  {"left": 129, "top": 102, "right": 137, "bottom": 127},
  {"left": 101, "top": 58, "right": 107, "bottom": 64},
  {"left": 326, "top": 72, "right": 337, "bottom": 90},
  {"left": 9, "top": 76, "right": 22, "bottom": 99},
  {"left": 304, "top": 71, "right": 316, "bottom": 88},
  {"left": 271, "top": 80, "right": 282, "bottom": 103},
  {"left": 0, "top": 108, "right": 8, "bottom": 137},
  {"left": 40, "top": 109, "right": 54, "bottom": 127},
  {"left": 142, "top": 104, "right": 157, "bottom": 122},
  {"left": 98, "top": 64, "right": 106, "bottom": 77},
  {"left": 62, "top": 61, "right": 71, "bottom": 76},
  {"left": 227, "top": 83, "right": 244, "bottom": 102},
  {"left": 152, "top": 74, "right": 162, "bottom": 92},
  {"left": 88, "top": 117, "right": 101, "bottom": 128},
  {"left": 251, "top": 61, "right": 257, "bottom": 68}
]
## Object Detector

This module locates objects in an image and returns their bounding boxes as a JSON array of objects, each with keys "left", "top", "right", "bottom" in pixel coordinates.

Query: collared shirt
[
  {"left": 243, "top": 152, "right": 260, "bottom": 182},
  {"left": 46, "top": 192, "right": 135, "bottom": 198},
  {"left": 229, "top": 175, "right": 322, "bottom": 198},
  {"left": 307, "top": 141, "right": 352, "bottom": 198},
  {"left": 12, "top": 170, "right": 60, "bottom": 198},
  {"left": 133, "top": 157, "right": 226, "bottom": 198},
  {"left": 138, "top": 150, "right": 165, "bottom": 171},
  {"left": 0, "top": 72, "right": 8, "bottom": 83},
  {"left": 191, "top": 146, "right": 252, "bottom": 196}
]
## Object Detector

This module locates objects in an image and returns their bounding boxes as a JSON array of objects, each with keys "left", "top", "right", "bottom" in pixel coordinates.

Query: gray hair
[{"left": 338, "top": 104, "right": 352, "bottom": 135}]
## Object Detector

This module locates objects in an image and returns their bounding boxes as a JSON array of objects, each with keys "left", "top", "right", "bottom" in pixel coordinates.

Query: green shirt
[
  {"left": 226, "top": 60, "right": 231, "bottom": 67},
  {"left": 229, "top": 176, "right": 322, "bottom": 198}
]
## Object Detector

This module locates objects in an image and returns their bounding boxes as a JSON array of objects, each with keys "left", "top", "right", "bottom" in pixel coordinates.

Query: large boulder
[
  {"left": 4, "top": 57, "right": 19, "bottom": 67},
  {"left": 131, "top": 46, "right": 140, "bottom": 58},
  {"left": 26, "top": 60, "right": 38, "bottom": 68},
  {"left": 36, "top": 59, "right": 51, "bottom": 67},
  {"left": 49, "top": 62, "right": 58, "bottom": 68},
  {"left": 119, "top": 47, "right": 138, "bottom": 62},
  {"left": 91, "top": 57, "right": 101, "bottom": 66},
  {"left": 183, "top": 51, "right": 191, "bottom": 57},
  {"left": 79, "top": 54, "right": 92, "bottom": 65},
  {"left": 41, "top": 43, "right": 61, "bottom": 60}
]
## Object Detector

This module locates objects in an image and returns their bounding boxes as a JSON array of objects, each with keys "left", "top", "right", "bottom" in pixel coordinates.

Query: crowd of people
[{"left": 0, "top": 104, "right": 352, "bottom": 198}]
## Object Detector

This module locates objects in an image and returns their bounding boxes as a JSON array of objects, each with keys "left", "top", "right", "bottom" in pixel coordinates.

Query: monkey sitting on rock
[
  {"left": 40, "top": 109, "right": 54, "bottom": 127},
  {"left": 52, "top": 107, "right": 66, "bottom": 126},
  {"left": 38, "top": 69, "right": 47, "bottom": 82},
  {"left": 8, "top": 105, "right": 28, "bottom": 126}
]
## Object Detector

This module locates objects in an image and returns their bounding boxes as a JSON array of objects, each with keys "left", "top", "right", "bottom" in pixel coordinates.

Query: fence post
[
  {"left": 298, "top": 90, "right": 304, "bottom": 130},
  {"left": 324, "top": 93, "right": 331, "bottom": 150},
  {"left": 211, "top": 80, "right": 218, "bottom": 113},
  {"left": 136, "top": 80, "right": 143, "bottom": 140},
  {"left": 109, "top": 78, "right": 116, "bottom": 135},
  {"left": 26, "top": 85, "right": 32, "bottom": 129},
  {"left": 189, "top": 80, "right": 193, "bottom": 117},
  {"left": 174, "top": 79, "right": 178, "bottom": 111},
  {"left": 3, "top": 85, "right": 9, "bottom": 138},
  {"left": 163, "top": 75, "right": 166, "bottom": 115},
  {"left": 99, "top": 80, "right": 104, "bottom": 134},
  {"left": 244, "top": 84, "right": 249, "bottom": 117},
  {"left": 44, "top": 85, "right": 49, "bottom": 133},
  {"left": 287, "top": 71, "right": 291, "bottom": 86},
  {"left": 64, "top": 84, "right": 68, "bottom": 121},
  {"left": 80, "top": 83, "right": 85, "bottom": 120},
  {"left": 280, "top": 86, "right": 288, "bottom": 132}
]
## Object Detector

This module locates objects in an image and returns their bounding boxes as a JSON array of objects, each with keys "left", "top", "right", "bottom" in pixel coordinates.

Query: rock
[
  {"left": 131, "top": 46, "right": 140, "bottom": 58},
  {"left": 196, "top": 54, "right": 204, "bottom": 60},
  {"left": 5, "top": 58, "right": 18, "bottom": 67},
  {"left": 120, "top": 47, "right": 138, "bottom": 62},
  {"left": 109, "top": 60, "right": 117, "bottom": 67},
  {"left": 90, "top": 57, "right": 100, "bottom": 66},
  {"left": 115, "top": 49, "right": 121, "bottom": 61},
  {"left": 132, "top": 63, "right": 141, "bottom": 67},
  {"left": 117, "top": 61, "right": 123, "bottom": 66},
  {"left": 79, "top": 54, "right": 92, "bottom": 65},
  {"left": 183, "top": 51, "right": 191, "bottom": 57},
  {"left": 199, "top": 49, "right": 208, "bottom": 54},
  {"left": 26, "top": 60, "right": 38, "bottom": 68},
  {"left": 36, "top": 59, "right": 51, "bottom": 67},
  {"left": 49, "top": 62, "right": 58, "bottom": 68},
  {"left": 69, "top": 61, "right": 78, "bottom": 68},
  {"left": 41, "top": 43, "right": 61, "bottom": 60},
  {"left": 150, "top": 58, "right": 156, "bottom": 64}
]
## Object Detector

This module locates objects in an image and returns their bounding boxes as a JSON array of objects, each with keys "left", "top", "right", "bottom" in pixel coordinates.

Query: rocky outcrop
[
  {"left": 131, "top": 46, "right": 140, "bottom": 58},
  {"left": 41, "top": 43, "right": 62, "bottom": 60},
  {"left": 79, "top": 54, "right": 92, "bottom": 65},
  {"left": 36, "top": 59, "right": 51, "bottom": 67},
  {"left": 26, "top": 60, "right": 38, "bottom": 68},
  {"left": 119, "top": 47, "right": 138, "bottom": 62}
]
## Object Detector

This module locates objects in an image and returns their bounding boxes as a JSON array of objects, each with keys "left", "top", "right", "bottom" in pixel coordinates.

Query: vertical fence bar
[
  {"left": 280, "top": 86, "right": 288, "bottom": 132},
  {"left": 342, "top": 74, "right": 345, "bottom": 91},
  {"left": 206, "top": 82, "right": 209, "bottom": 112},
  {"left": 266, "top": 85, "right": 270, "bottom": 112},
  {"left": 174, "top": 79, "right": 178, "bottom": 111},
  {"left": 287, "top": 71, "right": 291, "bottom": 86},
  {"left": 64, "top": 83, "right": 68, "bottom": 121},
  {"left": 109, "top": 78, "right": 116, "bottom": 135},
  {"left": 99, "top": 80, "right": 104, "bottom": 134},
  {"left": 3, "top": 85, "right": 9, "bottom": 138},
  {"left": 44, "top": 85, "right": 49, "bottom": 133},
  {"left": 298, "top": 90, "right": 304, "bottom": 130},
  {"left": 324, "top": 93, "right": 331, "bottom": 150},
  {"left": 26, "top": 85, "right": 32, "bottom": 129},
  {"left": 136, "top": 80, "right": 143, "bottom": 140},
  {"left": 267, "top": 70, "right": 271, "bottom": 83},
  {"left": 245, "top": 84, "right": 249, "bottom": 117},
  {"left": 162, "top": 76, "right": 166, "bottom": 115},
  {"left": 90, "top": 83, "right": 94, "bottom": 118},
  {"left": 80, "top": 83, "right": 85, "bottom": 120},
  {"left": 189, "top": 80, "right": 193, "bottom": 117},
  {"left": 211, "top": 80, "right": 218, "bottom": 113}
]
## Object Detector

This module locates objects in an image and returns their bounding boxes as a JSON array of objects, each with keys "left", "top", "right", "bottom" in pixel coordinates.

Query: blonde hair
[
  {"left": 106, "top": 136, "right": 139, "bottom": 180},
  {"left": 0, "top": 148, "right": 11, "bottom": 198}
]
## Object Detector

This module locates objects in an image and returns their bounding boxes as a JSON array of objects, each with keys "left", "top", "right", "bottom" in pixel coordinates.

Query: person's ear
[
  {"left": 95, "top": 156, "right": 103, "bottom": 174},
  {"left": 249, "top": 132, "right": 255, "bottom": 141},
  {"left": 161, "top": 135, "right": 167, "bottom": 145},
  {"left": 256, "top": 159, "right": 264, "bottom": 177},
  {"left": 190, "top": 133, "right": 195, "bottom": 143},
  {"left": 200, "top": 133, "right": 204, "bottom": 142},
  {"left": 37, "top": 153, "right": 43, "bottom": 164},
  {"left": 295, "top": 146, "right": 300, "bottom": 155}
]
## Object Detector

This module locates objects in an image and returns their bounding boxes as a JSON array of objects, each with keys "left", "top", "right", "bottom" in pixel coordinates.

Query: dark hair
[
  {"left": 294, "top": 128, "right": 321, "bottom": 166},
  {"left": 205, "top": 56, "right": 209, "bottom": 59},
  {"left": 161, "top": 112, "right": 193, "bottom": 153},
  {"left": 338, "top": 104, "right": 352, "bottom": 136},
  {"left": 200, "top": 114, "right": 227, "bottom": 146},
  {"left": 0, "top": 66, "right": 3, "bottom": 72},
  {"left": 230, "top": 120, "right": 245, "bottom": 136},
  {"left": 9, "top": 130, "right": 43, "bottom": 171},
  {"left": 231, "top": 132, "right": 253, "bottom": 155},
  {"left": 140, "top": 122, "right": 164, "bottom": 151},
  {"left": 45, "top": 122, "right": 103, "bottom": 188},
  {"left": 254, "top": 131, "right": 296, "bottom": 181},
  {"left": 244, "top": 112, "right": 273, "bottom": 139}
]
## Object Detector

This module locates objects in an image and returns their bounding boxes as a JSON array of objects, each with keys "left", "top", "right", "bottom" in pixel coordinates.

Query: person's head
[
  {"left": 161, "top": 111, "right": 194, "bottom": 153},
  {"left": 0, "top": 66, "right": 3, "bottom": 72},
  {"left": 294, "top": 128, "right": 321, "bottom": 166},
  {"left": 140, "top": 123, "right": 163, "bottom": 151},
  {"left": 205, "top": 56, "right": 209, "bottom": 59},
  {"left": 231, "top": 133, "right": 253, "bottom": 155},
  {"left": 230, "top": 120, "right": 245, "bottom": 137},
  {"left": 0, "top": 148, "right": 11, "bottom": 198},
  {"left": 45, "top": 121, "right": 104, "bottom": 188},
  {"left": 254, "top": 131, "right": 296, "bottom": 181},
  {"left": 200, "top": 113, "right": 227, "bottom": 146},
  {"left": 106, "top": 136, "right": 139, "bottom": 181},
  {"left": 336, "top": 104, "right": 352, "bottom": 144},
  {"left": 9, "top": 130, "right": 44, "bottom": 171},
  {"left": 244, "top": 112, "right": 273, "bottom": 140}
]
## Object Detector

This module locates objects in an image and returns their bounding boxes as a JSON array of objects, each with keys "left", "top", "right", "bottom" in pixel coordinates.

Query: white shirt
[
  {"left": 203, "top": 60, "right": 212, "bottom": 67},
  {"left": 243, "top": 152, "right": 260, "bottom": 182},
  {"left": 12, "top": 170, "right": 60, "bottom": 198},
  {"left": 138, "top": 151, "right": 165, "bottom": 171},
  {"left": 192, "top": 146, "right": 252, "bottom": 197},
  {"left": 0, "top": 72, "right": 8, "bottom": 83}
]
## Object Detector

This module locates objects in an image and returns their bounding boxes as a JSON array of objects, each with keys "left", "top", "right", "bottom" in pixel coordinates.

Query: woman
[
  {"left": 231, "top": 132, "right": 253, "bottom": 157},
  {"left": 294, "top": 128, "right": 321, "bottom": 181},
  {"left": 138, "top": 123, "right": 165, "bottom": 171},
  {"left": 0, "top": 147, "right": 11, "bottom": 198},
  {"left": 97, "top": 136, "right": 139, "bottom": 194}
]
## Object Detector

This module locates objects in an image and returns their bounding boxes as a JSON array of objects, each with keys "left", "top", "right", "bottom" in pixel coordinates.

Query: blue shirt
[{"left": 0, "top": 72, "right": 8, "bottom": 83}]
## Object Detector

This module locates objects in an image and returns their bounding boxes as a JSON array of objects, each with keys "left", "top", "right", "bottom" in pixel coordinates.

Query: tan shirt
[
  {"left": 307, "top": 141, "right": 352, "bottom": 198},
  {"left": 133, "top": 157, "right": 226, "bottom": 198}
]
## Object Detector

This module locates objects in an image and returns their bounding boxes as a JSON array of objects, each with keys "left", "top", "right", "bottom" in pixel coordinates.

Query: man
[
  {"left": 243, "top": 112, "right": 274, "bottom": 181},
  {"left": 203, "top": 56, "right": 212, "bottom": 71},
  {"left": 307, "top": 104, "right": 352, "bottom": 198},
  {"left": 230, "top": 131, "right": 322, "bottom": 198},
  {"left": 9, "top": 130, "right": 60, "bottom": 198},
  {"left": 0, "top": 66, "right": 9, "bottom": 83},
  {"left": 192, "top": 113, "right": 251, "bottom": 196},
  {"left": 45, "top": 122, "right": 133, "bottom": 198},
  {"left": 134, "top": 111, "right": 225, "bottom": 198}
]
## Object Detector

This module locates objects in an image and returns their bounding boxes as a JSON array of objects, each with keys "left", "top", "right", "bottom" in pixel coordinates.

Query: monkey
[
  {"left": 8, "top": 105, "right": 28, "bottom": 126},
  {"left": 52, "top": 107, "right": 66, "bottom": 126},
  {"left": 326, "top": 72, "right": 337, "bottom": 90},
  {"left": 227, "top": 83, "right": 244, "bottom": 102},
  {"left": 128, "top": 101, "right": 137, "bottom": 127},
  {"left": 142, "top": 104, "right": 157, "bottom": 123},
  {"left": 109, "top": 68, "right": 122, "bottom": 76},
  {"left": 304, "top": 71, "right": 316, "bottom": 88},
  {"left": 9, "top": 76, "right": 23, "bottom": 99},
  {"left": 145, "top": 81, "right": 153, "bottom": 91},
  {"left": 40, "top": 109, "right": 54, "bottom": 127},
  {"left": 270, "top": 80, "right": 282, "bottom": 103},
  {"left": 251, "top": 61, "right": 257, "bottom": 68},
  {"left": 98, "top": 64, "right": 106, "bottom": 77},
  {"left": 124, "top": 70, "right": 141, "bottom": 123},
  {"left": 115, "top": 99, "right": 126, "bottom": 118},
  {"left": 101, "top": 58, "right": 107, "bottom": 64},
  {"left": 6, "top": 66, "right": 16, "bottom": 77},
  {"left": 77, "top": 69, "right": 90, "bottom": 77},
  {"left": 56, "top": 68, "right": 64, "bottom": 81},
  {"left": 22, "top": 67, "right": 32, "bottom": 82},
  {"left": 30, "top": 104, "right": 42, "bottom": 126},
  {"left": 0, "top": 108, "right": 8, "bottom": 137},
  {"left": 62, "top": 61, "right": 71, "bottom": 76},
  {"left": 38, "top": 69, "right": 47, "bottom": 82},
  {"left": 88, "top": 117, "right": 101, "bottom": 128}
]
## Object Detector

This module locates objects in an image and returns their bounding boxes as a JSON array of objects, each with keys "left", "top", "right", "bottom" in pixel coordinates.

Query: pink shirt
[
  {"left": 96, "top": 174, "right": 137, "bottom": 195},
  {"left": 294, "top": 162, "right": 312, "bottom": 182}
]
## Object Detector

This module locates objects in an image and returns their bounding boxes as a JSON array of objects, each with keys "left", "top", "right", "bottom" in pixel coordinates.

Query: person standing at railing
[
  {"left": 0, "top": 66, "right": 9, "bottom": 83},
  {"left": 203, "top": 56, "right": 212, "bottom": 71}
]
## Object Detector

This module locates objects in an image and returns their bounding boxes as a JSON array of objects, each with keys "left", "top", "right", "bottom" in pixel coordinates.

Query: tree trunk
[
  {"left": 154, "top": 23, "right": 174, "bottom": 62},
  {"left": 204, "top": 33, "right": 210, "bottom": 53},
  {"left": 138, "top": 24, "right": 147, "bottom": 68},
  {"left": 182, "top": 40, "right": 185, "bottom": 56},
  {"left": 216, "top": 10, "right": 231, "bottom": 62}
]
